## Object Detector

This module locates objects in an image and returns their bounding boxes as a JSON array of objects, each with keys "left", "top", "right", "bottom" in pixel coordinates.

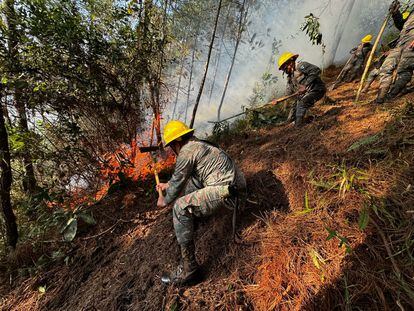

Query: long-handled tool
[
  {"left": 208, "top": 92, "right": 300, "bottom": 124},
  {"left": 138, "top": 145, "right": 164, "bottom": 198},
  {"left": 355, "top": 13, "right": 391, "bottom": 102}
]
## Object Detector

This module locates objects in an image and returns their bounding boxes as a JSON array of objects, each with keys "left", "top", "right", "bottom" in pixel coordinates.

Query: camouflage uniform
[
  {"left": 286, "top": 61, "right": 326, "bottom": 126},
  {"left": 376, "top": 47, "right": 403, "bottom": 101},
  {"left": 335, "top": 42, "right": 373, "bottom": 85},
  {"left": 363, "top": 53, "right": 388, "bottom": 92},
  {"left": 376, "top": 10, "right": 414, "bottom": 102},
  {"left": 164, "top": 137, "right": 246, "bottom": 246}
]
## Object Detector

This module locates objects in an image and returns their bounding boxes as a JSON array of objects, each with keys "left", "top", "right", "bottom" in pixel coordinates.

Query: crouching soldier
[
  {"left": 278, "top": 52, "right": 326, "bottom": 126},
  {"left": 156, "top": 120, "right": 246, "bottom": 286},
  {"left": 362, "top": 51, "right": 388, "bottom": 93},
  {"left": 387, "top": 40, "right": 414, "bottom": 99},
  {"left": 332, "top": 35, "right": 373, "bottom": 90},
  {"left": 375, "top": 2, "right": 414, "bottom": 103}
]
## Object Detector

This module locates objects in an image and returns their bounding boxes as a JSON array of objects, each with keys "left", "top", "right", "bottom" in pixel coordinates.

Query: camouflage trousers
[
  {"left": 172, "top": 168, "right": 246, "bottom": 246},
  {"left": 363, "top": 67, "right": 380, "bottom": 92},
  {"left": 377, "top": 47, "right": 403, "bottom": 101},
  {"left": 338, "top": 57, "right": 364, "bottom": 83},
  {"left": 389, "top": 47, "right": 414, "bottom": 97},
  {"left": 288, "top": 87, "right": 326, "bottom": 125}
]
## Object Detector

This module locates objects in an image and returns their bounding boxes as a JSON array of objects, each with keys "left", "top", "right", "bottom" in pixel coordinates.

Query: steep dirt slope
[{"left": 1, "top": 75, "right": 414, "bottom": 310}]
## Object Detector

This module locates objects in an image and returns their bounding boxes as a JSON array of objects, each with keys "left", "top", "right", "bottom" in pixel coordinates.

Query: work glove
[
  {"left": 389, "top": 1, "right": 401, "bottom": 14},
  {"left": 298, "top": 84, "right": 307, "bottom": 94}
]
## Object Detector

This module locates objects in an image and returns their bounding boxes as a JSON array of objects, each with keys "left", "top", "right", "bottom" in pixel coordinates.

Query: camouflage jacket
[
  {"left": 392, "top": 10, "right": 414, "bottom": 47},
  {"left": 286, "top": 61, "right": 325, "bottom": 95},
  {"left": 349, "top": 43, "right": 372, "bottom": 62},
  {"left": 164, "top": 137, "right": 236, "bottom": 205}
]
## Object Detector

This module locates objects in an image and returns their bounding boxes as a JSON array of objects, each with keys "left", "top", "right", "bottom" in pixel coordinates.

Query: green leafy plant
[
  {"left": 309, "top": 163, "right": 369, "bottom": 197},
  {"left": 296, "top": 192, "right": 314, "bottom": 215},
  {"left": 326, "top": 227, "right": 352, "bottom": 254},
  {"left": 358, "top": 205, "right": 370, "bottom": 231},
  {"left": 347, "top": 134, "right": 381, "bottom": 152},
  {"left": 60, "top": 209, "right": 96, "bottom": 242},
  {"left": 300, "top": 14, "right": 323, "bottom": 46}
]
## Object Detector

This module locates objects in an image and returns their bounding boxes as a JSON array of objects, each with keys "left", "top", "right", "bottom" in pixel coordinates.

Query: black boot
[
  {"left": 375, "top": 88, "right": 390, "bottom": 104},
  {"left": 161, "top": 242, "right": 200, "bottom": 286},
  {"left": 295, "top": 114, "right": 305, "bottom": 127}
]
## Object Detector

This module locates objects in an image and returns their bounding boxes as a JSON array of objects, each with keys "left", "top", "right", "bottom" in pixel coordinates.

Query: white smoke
[{"left": 166, "top": 0, "right": 392, "bottom": 133}]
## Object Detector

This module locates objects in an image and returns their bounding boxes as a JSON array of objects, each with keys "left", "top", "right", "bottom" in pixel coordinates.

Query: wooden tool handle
[{"left": 154, "top": 169, "right": 164, "bottom": 198}]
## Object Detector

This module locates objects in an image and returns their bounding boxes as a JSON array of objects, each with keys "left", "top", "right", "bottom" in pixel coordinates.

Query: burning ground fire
[
  {"left": 59, "top": 136, "right": 175, "bottom": 210},
  {"left": 95, "top": 138, "right": 175, "bottom": 201},
  {"left": 55, "top": 115, "right": 175, "bottom": 209}
]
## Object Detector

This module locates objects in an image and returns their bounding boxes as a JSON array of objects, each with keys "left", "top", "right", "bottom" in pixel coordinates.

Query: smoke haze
[{"left": 166, "top": 0, "right": 391, "bottom": 133}]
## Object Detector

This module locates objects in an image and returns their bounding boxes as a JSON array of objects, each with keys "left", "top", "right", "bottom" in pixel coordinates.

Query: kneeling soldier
[
  {"left": 332, "top": 34, "right": 373, "bottom": 89},
  {"left": 156, "top": 120, "right": 246, "bottom": 286}
]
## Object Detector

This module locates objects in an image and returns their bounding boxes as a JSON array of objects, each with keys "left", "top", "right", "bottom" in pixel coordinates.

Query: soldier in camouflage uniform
[
  {"left": 362, "top": 52, "right": 388, "bottom": 93},
  {"left": 278, "top": 52, "right": 326, "bottom": 126},
  {"left": 332, "top": 35, "right": 373, "bottom": 89},
  {"left": 156, "top": 120, "right": 246, "bottom": 286},
  {"left": 376, "top": 2, "right": 414, "bottom": 103}
]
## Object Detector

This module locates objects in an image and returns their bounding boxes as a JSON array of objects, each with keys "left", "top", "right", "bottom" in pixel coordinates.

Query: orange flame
[{"left": 56, "top": 114, "right": 174, "bottom": 210}]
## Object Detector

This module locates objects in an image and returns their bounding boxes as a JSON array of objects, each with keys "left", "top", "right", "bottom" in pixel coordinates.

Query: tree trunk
[
  {"left": 172, "top": 49, "right": 186, "bottom": 119},
  {"left": 189, "top": 0, "right": 223, "bottom": 128},
  {"left": 0, "top": 95, "right": 18, "bottom": 249},
  {"left": 184, "top": 34, "right": 198, "bottom": 124},
  {"left": 329, "top": 0, "right": 356, "bottom": 64},
  {"left": 217, "top": 0, "right": 247, "bottom": 121},
  {"left": 208, "top": 5, "right": 231, "bottom": 105},
  {"left": 5, "top": 0, "right": 37, "bottom": 194}
]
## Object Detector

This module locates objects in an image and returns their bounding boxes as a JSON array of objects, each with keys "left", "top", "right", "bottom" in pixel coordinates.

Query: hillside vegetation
[{"left": 2, "top": 68, "right": 414, "bottom": 310}]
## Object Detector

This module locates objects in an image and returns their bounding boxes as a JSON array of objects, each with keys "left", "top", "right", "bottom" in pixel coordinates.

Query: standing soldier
[
  {"left": 375, "top": 2, "right": 413, "bottom": 103},
  {"left": 156, "top": 120, "right": 246, "bottom": 286},
  {"left": 278, "top": 52, "right": 326, "bottom": 126},
  {"left": 331, "top": 35, "right": 373, "bottom": 90}
]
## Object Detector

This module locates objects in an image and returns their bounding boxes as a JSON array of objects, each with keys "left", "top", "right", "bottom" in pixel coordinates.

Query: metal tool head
[{"left": 138, "top": 145, "right": 163, "bottom": 153}]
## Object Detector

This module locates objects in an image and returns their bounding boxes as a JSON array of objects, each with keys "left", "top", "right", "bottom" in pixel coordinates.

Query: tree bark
[
  {"left": 217, "top": 0, "right": 247, "bottom": 121},
  {"left": 184, "top": 34, "right": 198, "bottom": 124},
  {"left": 208, "top": 5, "right": 231, "bottom": 105},
  {"left": 329, "top": 0, "right": 356, "bottom": 64},
  {"left": 0, "top": 95, "right": 18, "bottom": 249},
  {"left": 189, "top": 0, "right": 223, "bottom": 128},
  {"left": 5, "top": 0, "right": 37, "bottom": 194},
  {"left": 172, "top": 48, "right": 186, "bottom": 119}
]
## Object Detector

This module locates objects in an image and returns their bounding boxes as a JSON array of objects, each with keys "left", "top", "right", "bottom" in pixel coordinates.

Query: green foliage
[
  {"left": 325, "top": 227, "right": 352, "bottom": 254},
  {"left": 300, "top": 13, "right": 323, "bottom": 46},
  {"left": 347, "top": 134, "right": 381, "bottom": 152},
  {"left": 61, "top": 218, "right": 77, "bottom": 242},
  {"left": 296, "top": 192, "right": 314, "bottom": 215},
  {"left": 358, "top": 205, "right": 370, "bottom": 231},
  {"left": 309, "top": 163, "right": 369, "bottom": 198}
]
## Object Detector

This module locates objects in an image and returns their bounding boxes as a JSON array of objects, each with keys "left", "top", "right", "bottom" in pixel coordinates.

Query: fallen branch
[{"left": 81, "top": 220, "right": 120, "bottom": 241}]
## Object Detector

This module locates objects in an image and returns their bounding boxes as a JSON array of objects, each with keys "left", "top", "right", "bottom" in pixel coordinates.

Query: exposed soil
[{"left": 1, "top": 67, "right": 414, "bottom": 310}]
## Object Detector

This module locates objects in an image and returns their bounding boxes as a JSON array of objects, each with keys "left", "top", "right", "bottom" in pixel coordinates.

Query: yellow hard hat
[
  {"left": 163, "top": 120, "right": 194, "bottom": 146},
  {"left": 361, "top": 34, "right": 373, "bottom": 43},
  {"left": 403, "top": 11, "right": 410, "bottom": 20},
  {"left": 278, "top": 52, "right": 299, "bottom": 70}
]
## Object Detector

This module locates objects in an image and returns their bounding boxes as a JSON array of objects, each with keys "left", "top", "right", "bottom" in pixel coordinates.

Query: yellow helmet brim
[
  {"left": 164, "top": 128, "right": 194, "bottom": 146},
  {"left": 278, "top": 53, "right": 299, "bottom": 70}
]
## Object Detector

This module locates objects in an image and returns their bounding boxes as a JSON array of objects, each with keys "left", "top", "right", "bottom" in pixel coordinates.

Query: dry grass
[{"left": 1, "top": 75, "right": 414, "bottom": 310}]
